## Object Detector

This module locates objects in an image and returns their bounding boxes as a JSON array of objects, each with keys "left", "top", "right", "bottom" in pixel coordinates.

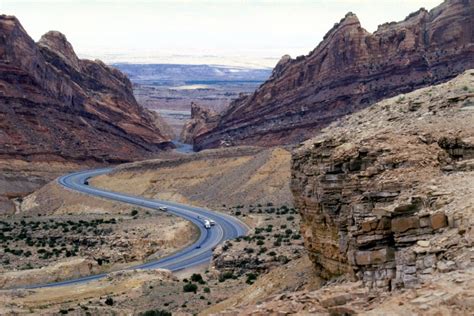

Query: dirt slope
[{"left": 91, "top": 146, "right": 293, "bottom": 208}]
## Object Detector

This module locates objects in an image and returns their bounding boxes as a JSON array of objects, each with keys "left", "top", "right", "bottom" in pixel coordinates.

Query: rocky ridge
[
  {"left": 194, "top": 0, "right": 474, "bottom": 150},
  {"left": 291, "top": 70, "right": 474, "bottom": 292},
  {"left": 0, "top": 15, "right": 172, "bottom": 163}
]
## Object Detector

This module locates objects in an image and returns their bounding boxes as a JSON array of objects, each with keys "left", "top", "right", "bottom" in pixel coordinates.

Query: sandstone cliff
[
  {"left": 291, "top": 70, "right": 474, "bottom": 291},
  {"left": 0, "top": 16, "right": 173, "bottom": 163},
  {"left": 179, "top": 102, "right": 219, "bottom": 144},
  {"left": 194, "top": 0, "right": 474, "bottom": 150}
]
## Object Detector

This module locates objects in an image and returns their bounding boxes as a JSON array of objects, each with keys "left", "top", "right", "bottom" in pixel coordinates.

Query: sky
[{"left": 1, "top": 0, "right": 443, "bottom": 67}]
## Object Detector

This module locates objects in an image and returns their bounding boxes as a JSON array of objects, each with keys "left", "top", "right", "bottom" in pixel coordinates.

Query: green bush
[
  {"left": 246, "top": 273, "right": 258, "bottom": 284},
  {"left": 190, "top": 273, "right": 203, "bottom": 283},
  {"left": 183, "top": 283, "right": 198, "bottom": 293},
  {"left": 219, "top": 271, "right": 234, "bottom": 282}
]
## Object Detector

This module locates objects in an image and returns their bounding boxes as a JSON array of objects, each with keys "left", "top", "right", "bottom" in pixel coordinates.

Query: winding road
[{"left": 28, "top": 168, "right": 247, "bottom": 288}]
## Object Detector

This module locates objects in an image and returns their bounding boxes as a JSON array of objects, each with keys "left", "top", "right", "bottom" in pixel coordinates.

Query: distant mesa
[
  {"left": 193, "top": 0, "right": 474, "bottom": 150},
  {"left": 0, "top": 15, "right": 173, "bottom": 163}
]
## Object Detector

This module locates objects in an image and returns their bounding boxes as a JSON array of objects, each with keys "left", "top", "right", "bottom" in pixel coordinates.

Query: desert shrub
[
  {"left": 219, "top": 271, "right": 234, "bottom": 282},
  {"left": 183, "top": 283, "right": 198, "bottom": 293},
  {"left": 245, "top": 247, "right": 254, "bottom": 254},
  {"left": 278, "top": 255, "right": 290, "bottom": 264},
  {"left": 246, "top": 273, "right": 258, "bottom": 284},
  {"left": 104, "top": 297, "right": 114, "bottom": 306},
  {"left": 190, "top": 273, "right": 203, "bottom": 283}
]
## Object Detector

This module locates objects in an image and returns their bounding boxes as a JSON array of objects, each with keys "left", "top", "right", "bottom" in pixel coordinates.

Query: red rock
[
  {"left": 0, "top": 15, "right": 172, "bottom": 163},
  {"left": 194, "top": 0, "right": 474, "bottom": 150},
  {"left": 430, "top": 212, "right": 448, "bottom": 230},
  {"left": 391, "top": 216, "right": 420, "bottom": 233}
]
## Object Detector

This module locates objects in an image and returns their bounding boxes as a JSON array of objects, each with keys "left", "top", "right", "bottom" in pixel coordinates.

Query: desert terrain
[{"left": 0, "top": 1, "right": 473, "bottom": 315}]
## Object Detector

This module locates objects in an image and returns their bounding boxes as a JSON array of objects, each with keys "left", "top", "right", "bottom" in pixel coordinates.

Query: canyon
[
  {"left": 192, "top": 0, "right": 474, "bottom": 150},
  {"left": 0, "top": 1, "right": 473, "bottom": 314}
]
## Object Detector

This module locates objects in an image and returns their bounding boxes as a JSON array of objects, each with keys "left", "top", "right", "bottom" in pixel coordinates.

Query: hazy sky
[{"left": 1, "top": 0, "right": 443, "bottom": 67}]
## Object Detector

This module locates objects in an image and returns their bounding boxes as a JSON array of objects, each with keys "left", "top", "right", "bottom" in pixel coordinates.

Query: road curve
[{"left": 27, "top": 168, "right": 247, "bottom": 289}]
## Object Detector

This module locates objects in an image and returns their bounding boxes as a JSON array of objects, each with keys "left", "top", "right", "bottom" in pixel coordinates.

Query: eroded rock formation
[
  {"left": 0, "top": 15, "right": 172, "bottom": 163},
  {"left": 194, "top": 0, "right": 474, "bottom": 150},
  {"left": 291, "top": 70, "right": 474, "bottom": 290},
  {"left": 180, "top": 102, "right": 220, "bottom": 144}
]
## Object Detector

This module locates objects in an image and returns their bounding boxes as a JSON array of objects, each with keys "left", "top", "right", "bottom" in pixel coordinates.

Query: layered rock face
[
  {"left": 291, "top": 70, "right": 474, "bottom": 290},
  {"left": 0, "top": 16, "right": 172, "bottom": 163},
  {"left": 179, "top": 102, "right": 219, "bottom": 144},
  {"left": 194, "top": 0, "right": 474, "bottom": 150}
]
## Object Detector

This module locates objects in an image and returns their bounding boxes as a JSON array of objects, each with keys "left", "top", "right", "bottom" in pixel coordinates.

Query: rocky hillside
[
  {"left": 194, "top": 0, "right": 474, "bottom": 150},
  {"left": 210, "top": 70, "right": 473, "bottom": 316},
  {"left": 0, "top": 15, "right": 172, "bottom": 163},
  {"left": 291, "top": 70, "right": 473, "bottom": 292}
]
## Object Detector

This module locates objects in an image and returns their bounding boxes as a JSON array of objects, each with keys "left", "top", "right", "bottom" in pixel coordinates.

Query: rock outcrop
[
  {"left": 291, "top": 70, "right": 474, "bottom": 290},
  {"left": 180, "top": 102, "right": 220, "bottom": 144},
  {"left": 194, "top": 0, "right": 474, "bottom": 150},
  {"left": 0, "top": 16, "right": 172, "bottom": 163}
]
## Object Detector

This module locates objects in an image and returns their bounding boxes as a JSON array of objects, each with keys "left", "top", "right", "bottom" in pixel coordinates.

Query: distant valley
[{"left": 113, "top": 63, "right": 271, "bottom": 137}]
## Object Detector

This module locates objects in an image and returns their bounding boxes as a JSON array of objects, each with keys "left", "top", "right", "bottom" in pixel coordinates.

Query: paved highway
[{"left": 27, "top": 168, "right": 247, "bottom": 288}]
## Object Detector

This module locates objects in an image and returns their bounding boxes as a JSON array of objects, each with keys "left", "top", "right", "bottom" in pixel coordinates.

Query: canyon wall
[
  {"left": 0, "top": 16, "right": 172, "bottom": 163},
  {"left": 291, "top": 71, "right": 474, "bottom": 290},
  {"left": 194, "top": 0, "right": 474, "bottom": 150}
]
